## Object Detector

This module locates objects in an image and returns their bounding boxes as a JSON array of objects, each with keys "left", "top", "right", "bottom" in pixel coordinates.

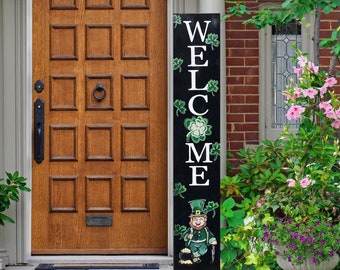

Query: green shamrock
[
  {"left": 210, "top": 142, "right": 220, "bottom": 161},
  {"left": 173, "top": 14, "right": 182, "bottom": 28},
  {"left": 184, "top": 116, "right": 212, "bottom": 143},
  {"left": 174, "top": 182, "right": 187, "bottom": 199},
  {"left": 174, "top": 224, "right": 187, "bottom": 238},
  {"left": 206, "top": 79, "right": 219, "bottom": 96},
  {"left": 204, "top": 201, "right": 219, "bottom": 218},
  {"left": 174, "top": 99, "right": 186, "bottom": 117},
  {"left": 205, "top": 33, "right": 220, "bottom": 50},
  {"left": 173, "top": 58, "right": 184, "bottom": 72}
]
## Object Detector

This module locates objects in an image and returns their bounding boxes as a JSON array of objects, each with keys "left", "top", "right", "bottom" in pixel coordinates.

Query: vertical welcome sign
[{"left": 173, "top": 14, "right": 220, "bottom": 270}]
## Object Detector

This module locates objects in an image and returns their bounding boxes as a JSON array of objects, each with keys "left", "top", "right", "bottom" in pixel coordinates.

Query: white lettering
[
  {"left": 186, "top": 143, "right": 212, "bottom": 163},
  {"left": 189, "top": 166, "right": 210, "bottom": 186},
  {"left": 188, "top": 46, "right": 208, "bottom": 67},
  {"left": 188, "top": 95, "right": 209, "bottom": 116},
  {"left": 188, "top": 70, "right": 208, "bottom": 91},
  {"left": 183, "top": 20, "right": 211, "bottom": 42}
]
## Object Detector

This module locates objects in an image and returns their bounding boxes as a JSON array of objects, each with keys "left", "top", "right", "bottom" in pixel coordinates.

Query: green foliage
[
  {"left": 224, "top": 0, "right": 340, "bottom": 59},
  {"left": 221, "top": 51, "right": 340, "bottom": 269},
  {"left": 0, "top": 171, "right": 30, "bottom": 225}
]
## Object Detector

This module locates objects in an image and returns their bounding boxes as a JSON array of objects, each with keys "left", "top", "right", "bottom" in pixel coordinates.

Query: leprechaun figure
[{"left": 183, "top": 199, "right": 217, "bottom": 264}]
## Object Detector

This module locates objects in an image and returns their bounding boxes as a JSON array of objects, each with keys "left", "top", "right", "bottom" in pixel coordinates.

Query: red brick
[
  {"left": 245, "top": 76, "right": 259, "bottom": 85},
  {"left": 245, "top": 131, "right": 259, "bottom": 141},
  {"left": 227, "top": 113, "right": 245, "bottom": 122},
  {"left": 245, "top": 57, "right": 259, "bottom": 66},
  {"left": 245, "top": 39, "right": 259, "bottom": 47},
  {"left": 227, "top": 76, "right": 245, "bottom": 85},
  {"left": 230, "top": 48, "right": 259, "bottom": 57},
  {"left": 226, "top": 21, "right": 246, "bottom": 30},
  {"left": 226, "top": 57, "right": 244, "bottom": 66},
  {"left": 229, "top": 141, "right": 245, "bottom": 151},
  {"left": 227, "top": 132, "right": 245, "bottom": 141},
  {"left": 234, "top": 123, "right": 259, "bottom": 132},
  {"left": 227, "top": 95, "right": 245, "bottom": 103},
  {"left": 230, "top": 67, "right": 259, "bottom": 76},
  {"left": 245, "top": 95, "right": 259, "bottom": 103},
  {"left": 230, "top": 85, "right": 258, "bottom": 94},
  {"left": 227, "top": 30, "right": 258, "bottom": 39},
  {"left": 227, "top": 39, "right": 246, "bottom": 48},
  {"left": 245, "top": 113, "right": 259, "bottom": 122}
]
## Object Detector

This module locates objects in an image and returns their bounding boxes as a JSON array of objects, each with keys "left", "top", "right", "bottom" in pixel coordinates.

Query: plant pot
[{"left": 276, "top": 252, "right": 339, "bottom": 270}]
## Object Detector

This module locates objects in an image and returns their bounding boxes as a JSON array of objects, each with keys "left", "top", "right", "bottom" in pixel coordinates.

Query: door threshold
[
  {"left": 25, "top": 256, "right": 173, "bottom": 270},
  {"left": 35, "top": 264, "right": 159, "bottom": 270}
]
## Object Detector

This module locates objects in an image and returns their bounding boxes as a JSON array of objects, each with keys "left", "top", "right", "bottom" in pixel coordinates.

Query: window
[
  {"left": 271, "top": 20, "right": 301, "bottom": 129},
  {"left": 259, "top": 12, "right": 314, "bottom": 141}
]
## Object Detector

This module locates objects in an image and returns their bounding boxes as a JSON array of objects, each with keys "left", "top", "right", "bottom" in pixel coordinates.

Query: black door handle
[{"left": 34, "top": 98, "right": 44, "bottom": 163}]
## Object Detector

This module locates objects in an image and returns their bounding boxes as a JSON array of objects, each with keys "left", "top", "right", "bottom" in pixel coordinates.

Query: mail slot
[{"left": 86, "top": 215, "right": 112, "bottom": 227}]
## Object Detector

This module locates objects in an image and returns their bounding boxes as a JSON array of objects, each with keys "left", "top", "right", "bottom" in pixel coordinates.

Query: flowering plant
[
  {"left": 221, "top": 50, "right": 340, "bottom": 269},
  {"left": 253, "top": 50, "right": 340, "bottom": 266}
]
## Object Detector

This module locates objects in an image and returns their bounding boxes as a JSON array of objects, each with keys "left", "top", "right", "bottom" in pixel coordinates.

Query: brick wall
[{"left": 225, "top": 1, "right": 340, "bottom": 168}]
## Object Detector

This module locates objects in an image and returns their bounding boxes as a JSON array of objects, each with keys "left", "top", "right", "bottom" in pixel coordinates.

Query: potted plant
[
  {"left": 0, "top": 171, "right": 30, "bottom": 225},
  {"left": 221, "top": 49, "right": 340, "bottom": 269}
]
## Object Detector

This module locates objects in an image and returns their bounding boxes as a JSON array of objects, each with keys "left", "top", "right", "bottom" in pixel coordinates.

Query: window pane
[{"left": 271, "top": 20, "right": 301, "bottom": 129}]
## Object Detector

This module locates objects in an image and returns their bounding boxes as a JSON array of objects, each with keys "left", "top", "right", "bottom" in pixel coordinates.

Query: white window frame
[{"left": 259, "top": 6, "right": 315, "bottom": 141}]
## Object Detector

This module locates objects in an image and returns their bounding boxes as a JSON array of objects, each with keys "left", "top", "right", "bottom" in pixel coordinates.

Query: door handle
[{"left": 34, "top": 98, "right": 44, "bottom": 163}]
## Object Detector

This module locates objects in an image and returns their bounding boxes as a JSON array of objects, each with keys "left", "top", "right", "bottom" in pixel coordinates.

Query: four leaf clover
[{"left": 207, "top": 79, "right": 219, "bottom": 96}]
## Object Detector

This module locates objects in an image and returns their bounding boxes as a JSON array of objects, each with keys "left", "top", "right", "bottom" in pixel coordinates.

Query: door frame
[{"left": 0, "top": 0, "right": 226, "bottom": 265}]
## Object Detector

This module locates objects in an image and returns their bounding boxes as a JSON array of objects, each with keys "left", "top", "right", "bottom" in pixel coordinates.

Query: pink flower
[
  {"left": 287, "top": 179, "right": 296, "bottom": 187},
  {"left": 286, "top": 105, "right": 305, "bottom": 120},
  {"left": 325, "top": 77, "right": 337, "bottom": 88},
  {"left": 293, "top": 66, "right": 302, "bottom": 77},
  {"left": 303, "top": 87, "right": 318, "bottom": 98},
  {"left": 300, "top": 177, "right": 311, "bottom": 188},
  {"left": 318, "top": 84, "right": 328, "bottom": 98},
  {"left": 331, "top": 120, "right": 340, "bottom": 129},
  {"left": 293, "top": 87, "right": 303, "bottom": 99},
  {"left": 319, "top": 101, "right": 333, "bottom": 112},
  {"left": 325, "top": 109, "right": 336, "bottom": 119},
  {"left": 308, "top": 62, "right": 319, "bottom": 74},
  {"left": 256, "top": 196, "right": 265, "bottom": 207},
  {"left": 297, "top": 56, "right": 308, "bottom": 67}
]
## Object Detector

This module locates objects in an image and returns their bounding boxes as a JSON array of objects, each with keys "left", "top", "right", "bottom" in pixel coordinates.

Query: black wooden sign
[{"left": 173, "top": 14, "right": 220, "bottom": 270}]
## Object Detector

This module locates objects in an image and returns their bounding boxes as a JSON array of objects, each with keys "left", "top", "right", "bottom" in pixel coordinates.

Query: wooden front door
[{"left": 32, "top": 0, "right": 167, "bottom": 255}]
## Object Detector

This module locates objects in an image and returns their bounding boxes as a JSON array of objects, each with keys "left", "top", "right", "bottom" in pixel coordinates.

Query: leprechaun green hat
[{"left": 188, "top": 199, "right": 206, "bottom": 217}]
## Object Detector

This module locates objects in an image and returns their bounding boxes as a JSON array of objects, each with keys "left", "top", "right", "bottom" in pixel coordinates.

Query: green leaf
[{"left": 244, "top": 253, "right": 258, "bottom": 265}]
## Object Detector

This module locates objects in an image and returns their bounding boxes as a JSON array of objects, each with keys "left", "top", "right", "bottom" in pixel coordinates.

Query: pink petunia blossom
[
  {"left": 319, "top": 101, "right": 333, "bottom": 112},
  {"left": 325, "top": 77, "right": 337, "bottom": 88},
  {"left": 297, "top": 56, "right": 308, "bottom": 67},
  {"left": 300, "top": 177, "right": 311, "bottom": 188},
  {"left": 303, "top": 88, "right": 318, "bottom": 98},
  {"left": 293, "top": 66, "right": 302, "bottom": 77},
  {"left": 287, "top": 179, "right": 296, "bottom": 187},
  {"left": 308, "top": 61, "right": 319, "bottom": 74},
  {"left": 325, "top": 109, "right": 336, "bottom": 119},
  {"left": 293, "top": 87, "right": 303, "bottom": 99},
  {"left": 318, "top": 84, "right": 328, "bottom": 98},
  {"left": 286, "top": 105, "right": 305, "bottom": 120},
  {"left": 331, "top": 120, "right": 340, "bottom": 129}
]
